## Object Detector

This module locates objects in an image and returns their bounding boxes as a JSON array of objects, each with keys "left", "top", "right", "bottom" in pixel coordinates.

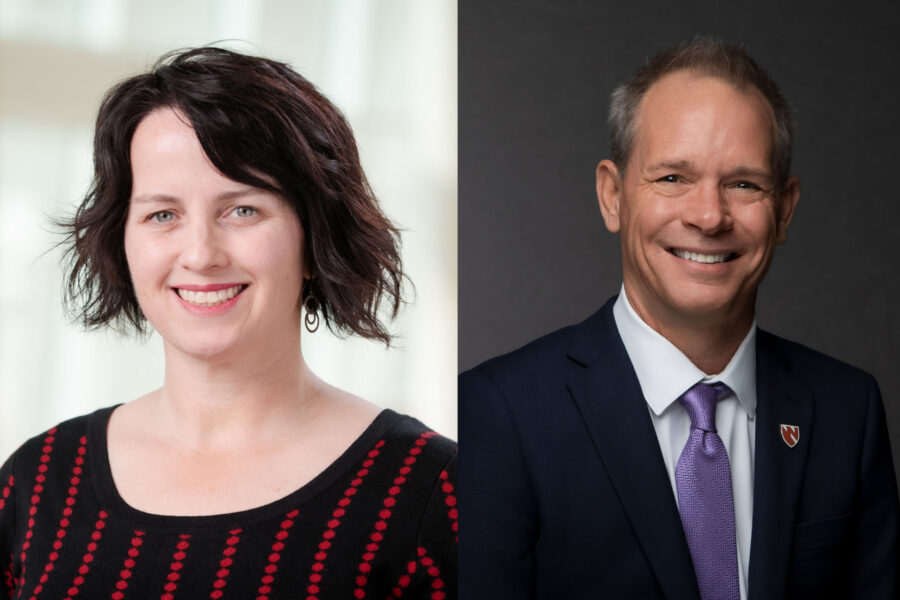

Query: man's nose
[
  {"left": 179, "top": 219, "right": 228, "bottom": 272},
  {"left": 681, "top": 182, "right": 732, "bottom": 234}
]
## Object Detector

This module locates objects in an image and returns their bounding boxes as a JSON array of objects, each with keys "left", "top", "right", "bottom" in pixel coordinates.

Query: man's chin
[{"left": 664, "top": 293, "right": 754, "bottom": 328}]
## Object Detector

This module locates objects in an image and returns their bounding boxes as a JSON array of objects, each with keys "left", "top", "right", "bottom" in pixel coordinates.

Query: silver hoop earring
[{"left": 303, "top": 292, "right": 320, "bottom": 333}]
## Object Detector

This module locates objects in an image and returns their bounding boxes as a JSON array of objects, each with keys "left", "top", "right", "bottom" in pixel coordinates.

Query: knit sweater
[{"left": 0, "top": 407, "right": 457, "bottom": 599}]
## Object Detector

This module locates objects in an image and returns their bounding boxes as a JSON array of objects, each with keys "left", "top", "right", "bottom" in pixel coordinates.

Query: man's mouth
[
  {"left": 176, "top": 285, "right": 247, "bottom": 307},
  {"left": 669, "top": 249, "right": 736, "bottom": 264}
]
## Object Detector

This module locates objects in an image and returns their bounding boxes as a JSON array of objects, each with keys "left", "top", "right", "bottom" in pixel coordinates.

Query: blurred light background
[{"left": 0, "top": 0, "right": 457, "bottom": 460}]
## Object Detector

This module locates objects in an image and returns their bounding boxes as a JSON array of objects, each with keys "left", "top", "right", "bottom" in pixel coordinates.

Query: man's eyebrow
[
  {"left": 130, "top": 188, "right": 263, "bottom": 204},
  {"left": 645, "top": 160, "right": 695, "bottom": 172},
  {"left": 726, "top": 167, "right": 773, "bottom": 180},
  {"left": 644, "top": 162, "right": 773, "bottom": 180}
]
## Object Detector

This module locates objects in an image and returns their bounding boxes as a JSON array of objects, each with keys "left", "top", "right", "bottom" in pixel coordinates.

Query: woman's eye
[
  {"left": 232, "top": 206, "right": 257, "bottom": 217},
  {"left": 149, "top": 211, "right": 174, "bottom": 223}
]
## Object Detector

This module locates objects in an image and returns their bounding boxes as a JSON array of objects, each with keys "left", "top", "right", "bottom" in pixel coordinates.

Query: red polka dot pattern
[
  {"left": 1, "top": 409, "right": 457, "bottom": 599},
  {"left": 304, "top": 439, "right": 385, "bottom": 600},
  {"left": 26, "top": 436, "right": 87, "bottom": 600},
  {"left": 160, "top": 534, "right": 191, "bottom": 600},
  {"left": 62, "top": 509, "right": 108, "bottom": 600},
  {"left": 16, "top": 428, "right": 56, "bottom": 593},
  {"left": 110, "top": 530, "right": 145, "bottom": 600},
  {"left": 4, "top": 566, "right": 14, "bottom": 598},
  {"left": 0, "top": 474, "right": 13, "bottom": 514},
  {"left": 386, "top": 547, "right": 447, "bottom": 599},
  {"left": 208, "top": 528, "right": 241, "bottom": 599},
  {"left": 438, "top": 470, "right": 457, "bottom": 542},
  {"left": 1, "top": 474, "right": 15, "bottom": 594},
  {"left": 255, "top": 509, "right": 299, "bottom": 600},
  {"left": 416, "top": 548, "right": 447, "bottom": 600},
  {"left": 352, "top": 432, "right": 437, "bottom": 599},
  {"left": 387, "top": 558, "right": 418, "bottom": 598}
]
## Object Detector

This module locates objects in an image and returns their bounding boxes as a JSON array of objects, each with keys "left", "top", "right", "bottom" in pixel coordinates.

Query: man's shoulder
[
  {"left": 460, "top": 298, "right": 620, "bottom": 399},
  {"left": 759, "top": 329, "right": 875, "bottom": 386},
  {"left": 468, "top": 322, "right": 579, "bottom": 378},
  {"left": 758, "top": 329, "right": 883, "bottom": 424}
]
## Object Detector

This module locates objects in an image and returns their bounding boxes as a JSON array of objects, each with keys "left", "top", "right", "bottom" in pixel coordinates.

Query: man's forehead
[
  {"left": 639, "top": 70, "right": 771, "bottom": 115},
  {"left": 629, "top": 71, "right": 776, "bottom": 170}
]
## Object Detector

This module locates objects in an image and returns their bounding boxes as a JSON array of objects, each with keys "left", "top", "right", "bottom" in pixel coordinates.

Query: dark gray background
[{"left": 459, "top": 1, "right": 900, "bottom": 470}]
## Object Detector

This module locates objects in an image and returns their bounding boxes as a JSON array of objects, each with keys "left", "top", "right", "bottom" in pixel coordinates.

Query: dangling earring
[{"left": 303, "top": 290, "right": 320, "bottom": 333}]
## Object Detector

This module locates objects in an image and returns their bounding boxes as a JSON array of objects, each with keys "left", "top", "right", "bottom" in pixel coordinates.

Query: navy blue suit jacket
[{"left": 459, "top": 298, "right": 899, "bottom": 599}]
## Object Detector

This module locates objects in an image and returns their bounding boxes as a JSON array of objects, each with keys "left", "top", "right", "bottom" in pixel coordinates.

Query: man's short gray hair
[{"left": 609, "top": 37, "right": 794, "bottom": 192}]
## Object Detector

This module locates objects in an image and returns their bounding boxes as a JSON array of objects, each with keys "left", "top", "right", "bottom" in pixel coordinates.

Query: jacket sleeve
[
  {"left": 459, "top": 368, "right": 537, "bottom": 599},
  {"left": 0, "top": 451, "right": 18, "bottom": 596},
  {"left": 849, "top": 376, "right": 900, "bottom": 597}
]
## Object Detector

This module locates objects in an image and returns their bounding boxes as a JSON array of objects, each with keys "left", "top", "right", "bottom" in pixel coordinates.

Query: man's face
[{"left": 597, "top": 71, "right": 798, "bottom": 333}]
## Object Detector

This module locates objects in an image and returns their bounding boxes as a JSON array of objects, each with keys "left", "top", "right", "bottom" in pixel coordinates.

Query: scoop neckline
[{"left": 86, "top": 404, "right": 401, "bottom": 532}]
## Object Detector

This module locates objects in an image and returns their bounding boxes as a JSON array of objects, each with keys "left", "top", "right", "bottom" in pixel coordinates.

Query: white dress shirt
[{"left": 612, "top": 287, "right": 756, "bottom": 600}]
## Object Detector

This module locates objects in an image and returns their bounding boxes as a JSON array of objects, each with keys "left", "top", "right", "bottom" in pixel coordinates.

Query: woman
[{"left": 0, "top": 47, "right": 456, "bottom": 599}]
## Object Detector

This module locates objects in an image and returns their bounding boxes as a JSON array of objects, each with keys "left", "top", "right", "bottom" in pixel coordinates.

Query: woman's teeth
[{"left": 177, "top": 285, "right": 244, "bottom": 307}]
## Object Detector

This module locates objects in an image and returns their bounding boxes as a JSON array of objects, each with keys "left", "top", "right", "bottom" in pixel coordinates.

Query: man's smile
[{"left": 668, "top": 248, "right": 738, "bottom": 264}]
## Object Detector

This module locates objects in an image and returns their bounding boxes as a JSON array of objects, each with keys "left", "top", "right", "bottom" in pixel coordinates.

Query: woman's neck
[{"left": 151, "top": 339, "right": 320, "bottom": 453}]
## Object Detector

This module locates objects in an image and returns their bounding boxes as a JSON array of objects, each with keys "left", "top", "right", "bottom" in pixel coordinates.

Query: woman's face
[{"left": 124, "top": 107, "right": 307, "bottom": 362}]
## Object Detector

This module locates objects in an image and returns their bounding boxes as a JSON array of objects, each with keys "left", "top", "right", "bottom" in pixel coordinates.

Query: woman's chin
[{"left": 161, "top": 335, "right": 243, "bottom": 364}]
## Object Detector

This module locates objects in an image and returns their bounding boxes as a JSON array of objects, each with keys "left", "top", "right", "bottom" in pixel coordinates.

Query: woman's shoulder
[
  {"left": 377, "top": 410, "right": 457, "bottom": 468},
  {"left": 0, "top": 406, "right": 116, "bottom": 547},
  {"left": 2, "top": 405, "right": 116, "bottom": 469},
  {"left": 338, "top": 408, "right": 456, "bottom": 518},
  {"left": 373, "top": 411, "right": 457, "bottom": 588},
  {"left": 369, "top": 410, "right": 457, "bottom": 526},
  {"left": 382, "top": 410, "right": 456, "bottom": 445}
]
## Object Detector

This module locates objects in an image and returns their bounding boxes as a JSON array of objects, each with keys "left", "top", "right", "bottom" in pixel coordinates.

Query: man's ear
[
  {"left": 596, "top": 159, "right": 623, "bottom": 233},
  {"left": 775, "top": 175, "right": 800, "bottom": 244}
]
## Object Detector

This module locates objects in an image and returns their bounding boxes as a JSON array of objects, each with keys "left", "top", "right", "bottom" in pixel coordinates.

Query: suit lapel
[
  {"left": 748, "top": 331, "right": 813, "bottom": 599},
  {"left": 567, "top": 302, "right": 701, "bottom": 600}
]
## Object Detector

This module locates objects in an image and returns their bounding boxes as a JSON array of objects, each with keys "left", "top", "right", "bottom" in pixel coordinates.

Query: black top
[{"left": 1, "top": 406, "right": 457, "bottom": 599}]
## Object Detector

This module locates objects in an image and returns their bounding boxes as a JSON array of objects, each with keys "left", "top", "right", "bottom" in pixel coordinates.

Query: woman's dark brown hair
[{"left": 62, "top": 47, "right": 404, "bottom": 345}]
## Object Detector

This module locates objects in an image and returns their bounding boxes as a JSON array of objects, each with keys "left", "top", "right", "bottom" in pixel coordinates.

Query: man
[{"left": 459, "top": 38, "right": 899, "bottom": 599}]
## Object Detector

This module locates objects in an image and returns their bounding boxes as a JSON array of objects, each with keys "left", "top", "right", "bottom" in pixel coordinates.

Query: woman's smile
[{"left": 174, "top": 284, "right": 248, "bottom": 307}]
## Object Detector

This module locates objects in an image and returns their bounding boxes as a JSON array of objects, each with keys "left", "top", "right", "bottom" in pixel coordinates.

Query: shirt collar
[{"left": 612, "top": 286, "right": 757, "bottom": 419}]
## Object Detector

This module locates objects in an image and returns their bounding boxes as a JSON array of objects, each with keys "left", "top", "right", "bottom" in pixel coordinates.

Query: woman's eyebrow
[
  {"left": 130, "top": 188, "right": 263, "bottom": 204},
  {"left": 130, "top": 193, "right": 179, "bottom": 204}
]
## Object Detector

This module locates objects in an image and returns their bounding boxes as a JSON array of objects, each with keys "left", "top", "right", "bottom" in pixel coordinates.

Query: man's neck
[
  {"left": 659, "top": 323, "right": 750, "bottom": 375},
  {"left": 623, "top": 287, "right": 755, "bottom": 375}
]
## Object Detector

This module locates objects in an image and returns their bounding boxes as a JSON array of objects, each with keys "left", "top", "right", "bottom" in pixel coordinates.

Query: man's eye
[
  {"left": 149, "top": 211, "right": 174, "bottom": 223},
  {"left": 232, "top": 206, "right": 257, "bottom": 217},
  {"left": 735, "top": 181, "right": 761, "bottom": 190},
  {"left": 657, "top": 175, "right": 680, "bottom": 183}
]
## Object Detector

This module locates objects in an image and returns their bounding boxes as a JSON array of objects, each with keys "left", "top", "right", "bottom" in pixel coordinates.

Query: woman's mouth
[{"left": 175, "top": 285, "right": 247, "bottom": 307}]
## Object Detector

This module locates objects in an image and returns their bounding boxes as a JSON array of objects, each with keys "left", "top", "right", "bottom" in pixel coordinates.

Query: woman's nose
[{"left": 178, "top": 219, "right": 228, "bottom": 272}]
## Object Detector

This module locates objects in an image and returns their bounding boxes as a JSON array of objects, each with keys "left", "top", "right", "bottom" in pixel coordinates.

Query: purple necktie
[{"left": 675, "top": 382, "right": 740, "bottom": 600}]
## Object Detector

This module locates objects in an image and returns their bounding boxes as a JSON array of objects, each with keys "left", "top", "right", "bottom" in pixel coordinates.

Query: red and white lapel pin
[{"left": 780, "top": 424, "right": 800, "bottom": 448}]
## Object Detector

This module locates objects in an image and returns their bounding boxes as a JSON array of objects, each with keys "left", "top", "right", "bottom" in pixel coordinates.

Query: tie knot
[{"left": 679, "top": 382, "right": 728, "bottom": 432}]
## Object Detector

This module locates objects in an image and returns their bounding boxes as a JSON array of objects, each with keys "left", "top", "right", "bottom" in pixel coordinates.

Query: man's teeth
[
  {"left": 672, "top": 249, "right": 730, "bottom": 264},
  {"left": 177, "top": 285, "right": 244, "bottom": 307}
]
